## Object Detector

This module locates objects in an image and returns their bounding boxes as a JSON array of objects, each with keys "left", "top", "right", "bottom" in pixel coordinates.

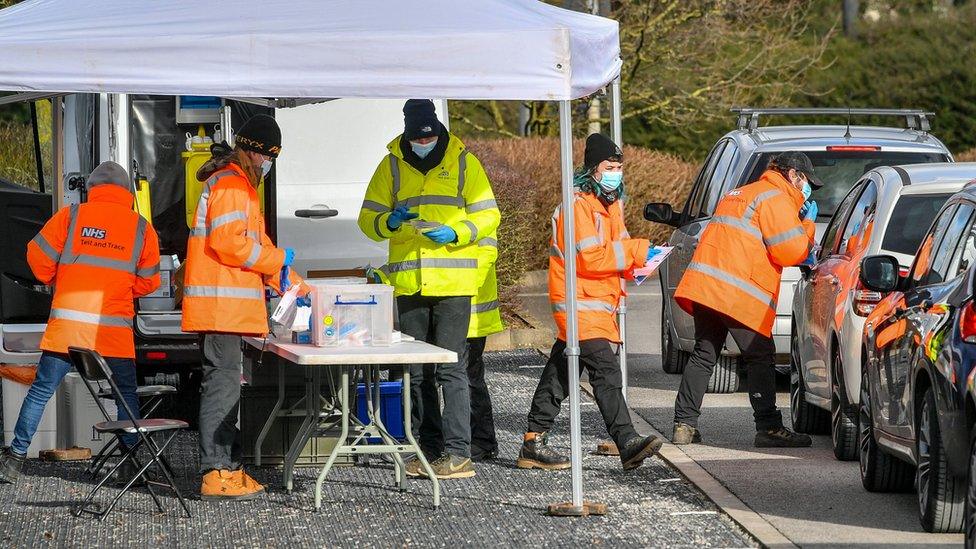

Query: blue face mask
[
  {"left": 598, "top": 171, "right": 623, "bottom": 192},
  {"left": 802, "top": 181, "right": 812, "bottom": 201},
  {"left": 410, "top": 139, "right": 438, "bottom": 159}
]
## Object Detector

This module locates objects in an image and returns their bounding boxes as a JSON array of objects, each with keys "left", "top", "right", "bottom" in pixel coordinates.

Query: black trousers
[
  {"left": 673, "top": 305, "right": 782, "bottom": 431},
  {"left": 397, "top": 294, "right": 472, "bottom": 458},
  {"left": 419, "top": 336, "right": 499, "bottom": 459},
  {"left": 198, "top": 333, "right": 243, "bottom": 472},
  {"left": 527, "top": 338, "right": 638, "bottom": 448}
]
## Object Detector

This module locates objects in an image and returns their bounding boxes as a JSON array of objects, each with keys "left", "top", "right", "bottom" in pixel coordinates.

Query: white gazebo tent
[{"left": 0, "top": 0, "right": 627, "bottom": 515}]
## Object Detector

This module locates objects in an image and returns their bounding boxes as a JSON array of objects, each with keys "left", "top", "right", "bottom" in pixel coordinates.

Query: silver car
[
  {"left": 644, "top": 108, "right": 952, "bottom": 393},
  {"left": 791, "top": 163, "right": 975, "bottom": 461}
]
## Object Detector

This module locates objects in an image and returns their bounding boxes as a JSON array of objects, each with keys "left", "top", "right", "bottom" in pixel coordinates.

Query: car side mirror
[
  {"left": 860, "top": 255, "right": 900, "bottom": 293},
  {"left": 644, "top": 203, "right": 680, "bottom": 227}
]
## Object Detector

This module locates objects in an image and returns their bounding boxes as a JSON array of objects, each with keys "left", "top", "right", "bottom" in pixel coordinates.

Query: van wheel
[
  {"left": 790, "top": 331, "right": 829, "bottom": 434},
  {"left": 661, "top": 313, "right": 689, "bottom": 374},
  {"left": 831, "top": 346, "right": 857, "bottom": 461},
  {"left": 706, "top": 356, "right": 740, "bottom": 394},
  {"left": 858, "top": 366, "right": 913, "bottom": 492},
  {"left": 917, "top": 386, "right": 966, "bottom": 533}
]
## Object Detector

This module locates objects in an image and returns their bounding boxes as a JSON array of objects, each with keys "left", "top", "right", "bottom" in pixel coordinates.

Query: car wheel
[
  {"left": 661, "top": 295, "right": 689, "bottom": 375},
  {"left": 790, "top": 329, "right": 829, "bottom": 434},
  {"left": 858, "top": 366, "right": 913, "bottom": 492},
  {"left": 831, "top": 345, "right": 857, "bottom": 461},
  {"left": 917, "top": 386, "right": 966, "bottom": 533},
  {"left": 966, "top": 431, "right": 976, "bottom": 546},
  {"left": 706, "top": 356, "right": 740, "bottom": 394}
]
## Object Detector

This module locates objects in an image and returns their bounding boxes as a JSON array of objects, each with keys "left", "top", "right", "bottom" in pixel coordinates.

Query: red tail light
[
  {"left": 960, "top": 303, "right": 976, "bottom": 344},
  {"left": 827, "top": 145, "right": 882, "bottom": 152},
  {"left": 899, "top": 266, "right": 910, "bottom": 277},
  {"left": 853, "top": 278, "right": 882, "bottom": 317},
  {"left": 145, "top": 351, "right": 167, "bottom": 360}
]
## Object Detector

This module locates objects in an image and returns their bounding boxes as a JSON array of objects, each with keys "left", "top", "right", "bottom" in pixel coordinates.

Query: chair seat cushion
[{"left": 94, "top": 418, "right": 188, "bottom": 434}]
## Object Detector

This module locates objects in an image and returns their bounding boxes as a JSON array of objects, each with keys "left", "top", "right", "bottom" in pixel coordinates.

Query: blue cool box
[{"left": 355, "top": 381, "right": 405, "bottom": 441}]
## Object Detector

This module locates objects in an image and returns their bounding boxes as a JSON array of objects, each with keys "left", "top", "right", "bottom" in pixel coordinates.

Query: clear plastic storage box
[{"left": 311, "top": 283, "right": 394, "bottom": 347}]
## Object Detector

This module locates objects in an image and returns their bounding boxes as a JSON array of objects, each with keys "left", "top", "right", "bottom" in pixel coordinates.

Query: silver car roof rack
[{"left": 730, "top": 107, "right": 933, "bottom": 133}]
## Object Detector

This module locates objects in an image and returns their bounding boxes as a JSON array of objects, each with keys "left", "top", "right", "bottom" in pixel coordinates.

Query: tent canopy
[{"left": 0, "top": 0, "right": 620, "bottom": 101}]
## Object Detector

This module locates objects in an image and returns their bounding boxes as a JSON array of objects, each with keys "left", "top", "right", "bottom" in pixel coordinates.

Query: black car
[{"left": 859, "top": 184, "right": 976, "bottom": 534}]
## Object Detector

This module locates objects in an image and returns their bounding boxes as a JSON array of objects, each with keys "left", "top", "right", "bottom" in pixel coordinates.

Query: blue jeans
[{"left": 11, "top": 351, "right": 141, "bottom": 456}]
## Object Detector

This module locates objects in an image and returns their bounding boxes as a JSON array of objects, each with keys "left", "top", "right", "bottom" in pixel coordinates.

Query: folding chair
[
  {"left": 67, "top": 347, "right": 191, "bottom": 520},
  {"left": 86, "top": 383, "right": 177, "bottom": 480}
]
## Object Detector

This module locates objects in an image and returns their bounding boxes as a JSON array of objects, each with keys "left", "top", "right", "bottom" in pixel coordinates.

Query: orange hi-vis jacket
[
  {"left": 549, "top": 192, "right": 650, "bottom": 343},
  {"left": 182, "top": 162, "right": 304, "bottom": 336},
  {"left": 27, "top": 185, "right": 161, "bottom": 358},
  {"left": 675, "top": 170, "right": 815, "bottom": 336}
]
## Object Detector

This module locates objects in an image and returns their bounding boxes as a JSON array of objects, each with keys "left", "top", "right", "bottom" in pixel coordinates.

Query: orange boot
[{"left": 201, "top": 469, "right": 264, "bottom": 501}]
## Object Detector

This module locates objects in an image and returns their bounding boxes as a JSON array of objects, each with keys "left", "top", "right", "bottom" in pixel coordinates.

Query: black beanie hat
[
  {"left": 403, "top": 99, "right": 439, "bottom": 141},
  {"left": 236, "top": 114, "right": 282, "bottom": 158},
  {"left": 583, "top": 133, "right": 622, "bottom": 171}
]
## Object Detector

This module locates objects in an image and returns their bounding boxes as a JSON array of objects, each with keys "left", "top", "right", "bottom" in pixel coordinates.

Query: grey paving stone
[{"left": 0, "top": 350, "right": 755, "bottom": 548}]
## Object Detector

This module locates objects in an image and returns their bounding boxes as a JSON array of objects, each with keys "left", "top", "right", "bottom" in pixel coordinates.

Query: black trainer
[
  {"left": 0, "top": 447, "right": 26, "bottom": 484},
  {"left": 755, "top": 427, "right": 812, "bottom": 448},
  {"left": 471, "top": 448, "right": 499, "bottom": 463},
  {"left": 620, "top": 435, "right": 664, "bottom": 470},
  {"left": 516, "top": 432, "right": 570, "bottom": 470}
]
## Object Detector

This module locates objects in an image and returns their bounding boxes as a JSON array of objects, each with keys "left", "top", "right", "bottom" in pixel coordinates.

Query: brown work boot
[
  {"left": 405, "top": 456, "right": 425, "bottom": 478},
  {"left": 201, "top": 469, "right": 264, "bottom": 501},
  {"left": 672, "top": 423, "right": 702, "bottom": 445},
  {"left": 235, "top": 469, "right": 265, "bottom": 493},
  {"left": 516, "top": 432, "right": 571, "bottom": 470}
]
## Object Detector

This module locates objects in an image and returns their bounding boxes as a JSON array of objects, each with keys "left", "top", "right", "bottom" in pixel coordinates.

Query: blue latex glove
[
  {"left": 423, "top": 225, "right": 457, "bottom": 244},
  {"left": 283, "top": 248, "right": 296, "bottom": 267},
  {"left": 801, "top": 248, "right": 817, "bottom": 267},
  {"left": 386, "top": 206, "right": 419, "bottom": 230},
  {"left": 801, "top": 201, "right": 818, "bottom": 222},
  {"left": 646, "top": 247, "right": 661, "bottom": 262},
  {"left": 280, "top": 265, "right": 290, "bottom": 293},
  {"left": 296, "top": 295, "right": 311, "bottom": 307}
]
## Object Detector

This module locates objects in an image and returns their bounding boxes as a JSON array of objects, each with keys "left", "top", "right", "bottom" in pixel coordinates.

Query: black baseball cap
[{"left": 769, "top": 152, "right": 823, "bottom": 188}]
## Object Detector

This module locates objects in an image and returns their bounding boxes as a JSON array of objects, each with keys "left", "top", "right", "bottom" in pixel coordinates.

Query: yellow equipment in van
[
  {"left": 133, "top": 173, "right": 152, "bottom": 221},
  {"left": 182, "top": 125, "right": 264, "bottom": 227}
]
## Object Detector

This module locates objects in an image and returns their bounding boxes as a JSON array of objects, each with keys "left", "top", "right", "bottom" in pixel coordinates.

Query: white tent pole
[
  {"left": 558, "top": 99, "right": 584, "bottom": 510},
  {"left": 609, "top": 76, "right": 627, "bottom": 402}
]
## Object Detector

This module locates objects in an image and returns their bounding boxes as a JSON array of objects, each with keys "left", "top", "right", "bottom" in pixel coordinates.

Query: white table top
[{"left": 243, "top": 336, "right": 458, "bottom": 366}]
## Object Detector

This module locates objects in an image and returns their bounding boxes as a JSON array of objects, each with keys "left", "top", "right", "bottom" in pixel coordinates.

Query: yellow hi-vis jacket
[
  {"left": 468, "top": 227, "right": 504, "bottom": 338},
  {"left": 358, "top": 133, "right": 500, "bottom": 297}
]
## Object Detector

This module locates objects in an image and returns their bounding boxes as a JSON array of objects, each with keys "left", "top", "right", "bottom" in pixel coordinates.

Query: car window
[
  {"left": 911, "top": 204, "right": 955, "bottom": 284},
  {"left": 879, "top": 193, "right": 953, "bottom": 256},
  {"left": 743, "top": 151, "right": 947, "bottom": 219},
  {"left": 686, "top": 141, "right": 727, "bottom": 219},
  {"left": 839, "top": 181, "right": 878, "bottom": 257},
  {"left": 914, "top": 204, "right": 973, "bottom": 286},
  {"left": 703, "top": 141, "right": 738, "bottom": 216},
  {"left": 953, "top": 210, "right": 976, "bottom": 279},
  {"left": 819, "top": 182, "right": 862, "bottom": 260}
]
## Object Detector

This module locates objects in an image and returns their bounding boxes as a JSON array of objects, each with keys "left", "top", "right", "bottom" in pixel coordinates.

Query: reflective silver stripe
[
  {"left": 577, "top": 235, "right": 601, "bottom": 252},
  {"left": 193, "top": 171, "right": 235, "bottom": 234},
  {"left": 50, "top": 308, "right": 133, "bottom": 328},
  {"left": 764, "top": 226, "right": 807, "bottom": 247},
  {"left": 184, "top": 285, "right": 264, "bottom": 299},
  {"left": 424, "top": 258, "right": 477, "bottom": 269},
  {"left": 243, "top": 243, "right": 262, "bottom": 269},
  {"left": 472, "top": 300, "right": 500, "bottom": 314},
  {"left": 383, "top": 260, "right": 420, "bottom": 273},
  {"left": 687, "top": 262, "right": 775, "bottom": 309},
  {"left": 595, "top": 216, "right": 605, "bottom": 243},
  {"left": 743, "top": 190, "right": 781, "bottom": 221},
  {"left": 466, "top": 199, "right": 498, "bottom": 213},
  {"left": 210, "top": 210, "right": 247, "bottom": 230},
  {"left": 247, "top": 230, "right": 260, "bottom": 241},
  {"left": 461, "top": 220, "right": 478, "bottom": 243},
  {"left": 620, "top": 231, "right": 631, "bottom": 239},
  {"left": 613, "top": 241, "right": 626, "bottom": 271},
  {"left": 62, "top": 204, "right": 80, "bottom": 258},
  {"left": 457, "top": 151, "right": 468, "bottom": 201},
  {"left": 130, "top": 216, "right": 147, "bottom": 273},
  {"left": 373, "top": 212, "right": 387, "bottom": 238},
  {"left": 712, "top": 215, "right": 762, "bottom": 241},
  {"left": 190, "top": 227, "right": 207, "bottom": 237},
  {"left": 477, "top": 237, "right": 498, "bottom": 248},
  {"left": 551, "top": 300, "right": 616, "bottom": 313},
  {"left": 389, "top": 154, "right": 400, "bottom": 205},
  {"left": 71, "top": 255, "right": 134, "bottom": 271},
  {"left": 361, "top": 199, "right": 390, "bottom": 213},
  {"left": 403, "top": 195, "right": 464, "bottom": 208},
  {"left": 549, "top": 245, "right": 563, "bottom": 258},
  {"left": 136, "top": 263, "right": 160, "bottom": 278},
  {"left": 30, "top": 233, "right": 60, "bottom": 262}
]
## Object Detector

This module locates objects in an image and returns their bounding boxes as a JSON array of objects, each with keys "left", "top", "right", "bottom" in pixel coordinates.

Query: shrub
[{"left": 466, "top": 137, "right": 698, "bottom": 292}]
